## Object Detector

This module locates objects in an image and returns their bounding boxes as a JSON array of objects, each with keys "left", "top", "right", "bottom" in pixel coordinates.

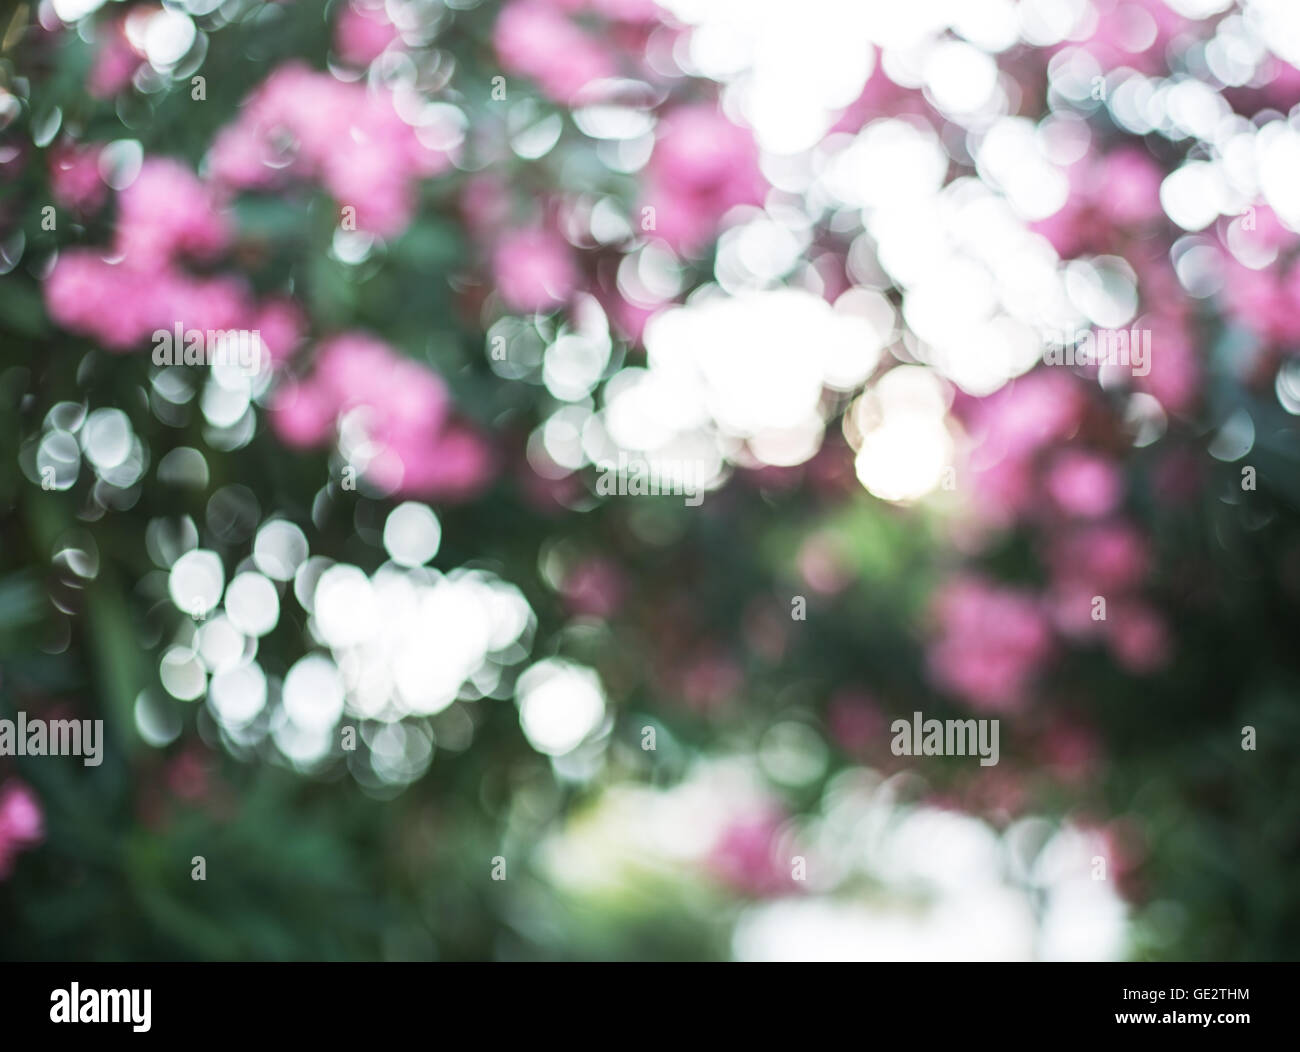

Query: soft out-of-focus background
[{"left": 1, "top": 0, "right": 1298, "bottom": 961}]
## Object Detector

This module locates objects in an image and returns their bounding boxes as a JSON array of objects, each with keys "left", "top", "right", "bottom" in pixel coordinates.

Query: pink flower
[
  {"left": 270, "top": 334, "right": 494, "bottom": 501},
  {"left": 167, "top": 273, "right": 254, "bottom": 335},
  {"left": 1262, "top": 57, "right": 1300, "bottom": 110},
  {"left": 0, "top": 780, "right": 44, "bottom": 880},
  {"left": 40, "top": 156, "right": 262, "bottom": 352},
  {"left": 1049, "top": 585, "right": 1111, "bottom": 640},
  {"left": 1232, "top": 204, "right": 1299, "bottom": 258},
  {"left": 965, "top": 371, "right": 1085, "bottom": 462},
  {"left": 651, "top": 104, "right": 756, "bottom": 187},
  {"left": 231, "top": 65, "right": 351, "bottom": 169},
  {"left": 114, "top": 158, "right": 230, "bottom": 267},
  {"left": 641, "top": 103, "right": 766, "bottom": 254},
  {"left": 209, "top": 64, "right": 449, "bottom": 237},
  {"left": 605, "top": 292, "right": 663, "bottom": 345},
  {"left": 49, "top": 142, "right": 106, "bottom": 214},
  {"left": 0, "top": 781, "right": 42, "bottom": 841},
  {"left": 928, "top": 577, "right": 1052, "bottom": 712},
  {"left": 322, "top": 148, "right": 415, "bottom": 237},
  {"left": 460, "top": 175, "right": 512, "bottom": 241},
  {"left": 387, "top": 423, "right": 495, "bottom": 502},
  {"left": 87, "top": 19, "right": 142, "bottom": 98},
  {"left": 493, "top": 229, "right": 580, "bottom": 313},
  {"left": 1032, "top": 148, "right": 1165, "bottom": 257},
  {"left": 1072, "top": 0, "right": 1191, "bottom": 75},
  {"left": 1030, "top": 198, "right": 1087, "bottom": 259},
  {"left": 961, "top": 371, "right": 1086, "bottom": 523},
  {"left": 45, "top": 215, "right": 290, "bottom": 366},
  {"left": 1106, "top": 602, "right": 1171, "bottom": 674},
  {"left": 1045, "top": 451, "right": 1124, "bottom": 519},
  {"left": 829, "top": 66, "right": 929, "bottom": 137},
  {"left": 269, "top": 379, "right": 337, "bottom": 448},
  {"left": 43, "top": 251, "right": 115, "bottom": 339},
  {"left": 494, "top": 2, "right": 616, "bottom": 105},
  {"left": 1219, "top": 258, "right": 1300, "bottom": 346},
  {"left": 334, "top": 2, "right": 400, "bottom": 67},
  {"left": 546, "top": 0, "right": 664, "bottom": 19},
  {"left": 1097, "top": 148, "right": 1165, "bottom": 227},
  {"left": 707, "top": 807, "right": 796, "bottom": 897},
  {"left": 44, "top": 252, "right": 164, "bottom": 351},
  {"left": 1048, "top": 521, "right": 1150, "bottom": 639},
  {"left": 1053, "top": 522, "right": 1148, "bottom": 593},
  {"left": 1135, "top": 314, "right": 1200, "bottom": 414},
  {"left": 315, "top": 334, "right": 450, "bottom": 430},
  {"left": 589, "top": 0, "right": 664, "bottom": 20},
  {"left": 207, "top": 120, "right": 286, "bottom": 190},
  {"left": 253, "top": 297, "right": 307, "bottom": 366}
]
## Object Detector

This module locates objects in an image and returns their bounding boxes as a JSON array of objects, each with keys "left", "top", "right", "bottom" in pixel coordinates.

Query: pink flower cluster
[
  {"left": 86, "top": 17, "right": 142, "bottom": 98},
  {"left": 1016, "top": 130, "right": 1215, "bottom": 419},
  {"left": 1129, "top": 261, "right": 1202, "bottom": 415},
  {"left": 0, "top": 780, "right": 43, "bottom": 879},
  {"left": 43, "top": 156, "right": 306, "bottom": 361},
  {"left": 48, "top": 141, "right": 106, "bottom": 214},
  {"left": 943, "top": 367, "right": 1174, "bottom": 696},
  {"left": 1044, "top": 450, "right": 1124, "bottom": 520},
  {"left": 492, "top": 229, "right": 580, "bottom": 313},
  {"left": 550, "top": 0, "right": 665, "bottom": 19},
  {"left": 495, "top": 2, "right": 614, "bottom": 105},
  {"left": 1032, "top": 148, "right": 1166, "bottom": 260},
  {"left": 46, "top": 256, "right": 236, "bottom": 351},
  {"left": 962, "top": 371, "right": 1090, "bottom": 527},
  {"left": 707, "top": 806, "right": 798, "bottom": 898},
  {"left": 1031, "top": 150, "right": 1204, "bottom": 415},
  {"left": 830, "top": 66, "right": 937, "bottom": 135},
  {"left": 43, "top": 157, "right": 252, "bottom": 352},
  {"left": 334, "top": 1, "right": 401, "bottom": 67},
  {"left": 927, "top": 577, "right": 1053, "bottom": 713},
  {"left": 462, "top": 176, "right": 584, "bottom": 316},
  {"left": 1047, "top": 522, "right": 1170, "bottom": 674},
  {"left": 640, "top": 103, "right": 767, "bottom": 255},
  {"left": 486, "top": 13, "right": 764, "bottom": 321},
  {"left": 493, "top": 0, "right": 663, "bottom": 106},
  {"left": 1071, "top": 0, "right": 1191, "bottom": 75},
  {"left": 115, "top": 157, "right": 230, "bottom": 263},
  {"left": 209, "top": 63, "right": 451, "bottom": 237},
  {"left": 1216, "top": 206, "right": 1300, "bottom": 347},
  {"left": 270, "top": 333, "right": 493, "bottom": 501}
]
